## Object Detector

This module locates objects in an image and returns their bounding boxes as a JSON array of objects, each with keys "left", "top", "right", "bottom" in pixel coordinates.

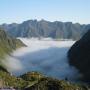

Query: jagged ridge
[{"left": 1, "top": 20, "right": 90, "bottom": 40}]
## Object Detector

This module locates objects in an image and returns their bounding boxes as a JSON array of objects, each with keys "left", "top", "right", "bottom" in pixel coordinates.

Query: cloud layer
[{"left": 4, "top": 38, "right": 80, "bottom": 81}]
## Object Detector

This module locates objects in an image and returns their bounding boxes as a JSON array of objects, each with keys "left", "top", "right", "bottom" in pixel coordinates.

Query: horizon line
[{"left": 0, "top": 19, "right": 89, "bottom": 25}]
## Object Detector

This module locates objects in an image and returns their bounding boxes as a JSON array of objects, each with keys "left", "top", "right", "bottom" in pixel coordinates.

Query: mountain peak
[{"left": 0, "top": 20, "right": 90, "bottom": 40}]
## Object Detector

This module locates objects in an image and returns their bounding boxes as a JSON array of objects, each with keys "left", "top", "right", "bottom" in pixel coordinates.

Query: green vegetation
[
  {"left": 0, "top": 28, "right": 25, "bottom": 58},
  {"left": 15, "top": 39, "right": 26, "bottom": 48},
  {"left": 0, "top": 28, "right": 25, "bottom": 71},
  {"left": 0, "top": 28, "right": 27, "bottom": 89},
  {"left": 0, "top": 70, "right": 28, "bottom": 89},
  {"left": 20, "top": 72, "right": 89, "bottom": 90},
  {"left": 20, "top": 71, "right": 44, "bottom": 81},
  {"left": 0, "top": 71, "right": 89, "bottom": 90}
]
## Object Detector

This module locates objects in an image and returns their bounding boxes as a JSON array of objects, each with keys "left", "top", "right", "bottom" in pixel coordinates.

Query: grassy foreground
[{"left": 0, "top": 71, "right": 89, "bottom": 90}]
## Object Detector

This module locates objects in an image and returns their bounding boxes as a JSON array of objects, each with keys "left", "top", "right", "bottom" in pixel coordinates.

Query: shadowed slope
[{"left": 68, "top": 30, "right": 90, "bottom": 83}]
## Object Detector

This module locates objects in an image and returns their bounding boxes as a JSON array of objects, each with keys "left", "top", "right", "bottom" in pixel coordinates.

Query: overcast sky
[{"left": 0, "top": 0, "right": 90, "bottom": 24}]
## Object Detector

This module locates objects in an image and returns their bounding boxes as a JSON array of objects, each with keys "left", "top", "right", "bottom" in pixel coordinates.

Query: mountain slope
[
  {"left": 0, "top": 28, "right": 25, "bottom": 58},
  {"left": 0, "top": 71, "right": 89, "bottom": 89},
  {"left": 0, "top": 28, "right": 25, "bottom": 72},
  {"left": 68, "top": 30, "right": 90, "bottom": 83},
  {"left": 1, "top": 20, "right": 90, "bottom": 40},
  {"left": 22, "top": 72, "right": 88, "bottom": 90}
]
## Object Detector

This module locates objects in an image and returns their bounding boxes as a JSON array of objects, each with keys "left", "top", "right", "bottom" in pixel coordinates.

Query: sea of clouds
[{"left": 3, "top": 38, "right": 81, "bottom": 81}]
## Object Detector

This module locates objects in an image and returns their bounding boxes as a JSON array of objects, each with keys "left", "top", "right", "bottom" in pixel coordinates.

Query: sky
[{"left": 0, "top": 0, "right": 90, "bottom": 24}]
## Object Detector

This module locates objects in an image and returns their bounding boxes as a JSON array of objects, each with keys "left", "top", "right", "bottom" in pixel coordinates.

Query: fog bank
[{"left": 5, "top": 38, "right": 80, "bottom": 81}]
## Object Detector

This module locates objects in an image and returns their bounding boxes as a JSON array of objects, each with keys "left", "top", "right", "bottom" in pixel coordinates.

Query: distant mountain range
[{"left": 0, "top": 20, "right": 90, "bottom": 40}]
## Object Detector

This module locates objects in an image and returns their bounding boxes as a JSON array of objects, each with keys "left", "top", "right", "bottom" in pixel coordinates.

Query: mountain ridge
[{"left": 1, "top": 19, "right": 90, "bottom": 40}]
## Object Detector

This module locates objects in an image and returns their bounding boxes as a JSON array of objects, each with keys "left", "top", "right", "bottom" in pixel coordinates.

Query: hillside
[
  {"left": 0, "top": 28, "right": 25, "bottom": 72},
  {"left": 21, "top": 72, "right": 89, "bottom": 90},
  {"left": 0, "top": 28, "right": 25, "bottom": 58},
  {"left": 1, "top": 20, "right": 90, "bottom": 40},
  {"left": 0, "top": 71, "right": 88, "bottom": 90},
  {"left": 68, "top": 30, "right": 90, "bottom": 83}
]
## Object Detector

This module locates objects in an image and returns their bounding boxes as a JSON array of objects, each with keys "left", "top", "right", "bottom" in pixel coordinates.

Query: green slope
[
  {"left": 0, "top": 28, "right": 25, "bottom": 58},
  {"left": 0, "top": 71, "right": 89, "bottom": 90},
  {"left": 0, "top": 28, "right": 25, "bottom": 73},
  {"left": 21, "top": 72, "right": 89, "bottom": 90}
]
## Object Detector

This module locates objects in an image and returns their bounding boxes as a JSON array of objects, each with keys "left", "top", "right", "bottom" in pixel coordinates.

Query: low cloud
[{"left": 2, "top": 38, "right": 81, "bottom": 81}]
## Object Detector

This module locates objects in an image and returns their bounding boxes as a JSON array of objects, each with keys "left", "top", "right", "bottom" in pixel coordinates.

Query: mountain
[
  {"left": 0, "top": 28, "right": 89, "bottom": 89},
  {"left": 1, "top": 20, "right": 90, "bottom": 40},
  {"left": 0, "top": 28, "right": 25, "bottom": 72},
  {"left": 68, "top": 30, "right": 90, "bottom": 83},
  {"left": 0, "top": 28, "right": 25, "bottom": 58}
]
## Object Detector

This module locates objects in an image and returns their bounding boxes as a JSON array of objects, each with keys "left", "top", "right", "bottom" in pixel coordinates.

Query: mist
[{"left": 5, "top": 38, "right": 81, "bottom": 81}]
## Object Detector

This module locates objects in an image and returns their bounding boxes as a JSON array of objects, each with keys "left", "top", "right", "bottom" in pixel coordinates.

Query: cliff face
[
  {"left": 1, "top": 20, "right": 90, "bottom": 40},
  {"left": 68, "top": 30, "right": 90, "bottom": 83}
]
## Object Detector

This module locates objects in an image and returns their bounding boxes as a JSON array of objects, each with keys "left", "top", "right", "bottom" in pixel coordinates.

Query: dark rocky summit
[{"left": 68, "top": 30, "right": 90, "bottom": 83}]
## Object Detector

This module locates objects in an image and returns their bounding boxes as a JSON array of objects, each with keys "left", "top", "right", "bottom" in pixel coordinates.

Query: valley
[{"left": 8, "top": 38, "right": 78, "bottom": 81}]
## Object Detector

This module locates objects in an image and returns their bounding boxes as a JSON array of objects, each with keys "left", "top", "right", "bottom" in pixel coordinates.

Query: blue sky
[{"left": 0, "top": 0, "right": 90, "bottom": 24}]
